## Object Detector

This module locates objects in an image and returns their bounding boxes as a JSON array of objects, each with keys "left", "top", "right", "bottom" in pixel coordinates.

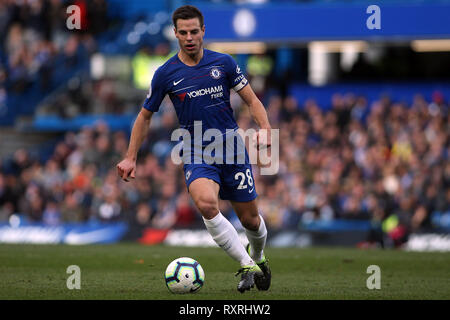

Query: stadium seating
[{"left": 0, "top": 0, "right": 448, "bottom": 250}]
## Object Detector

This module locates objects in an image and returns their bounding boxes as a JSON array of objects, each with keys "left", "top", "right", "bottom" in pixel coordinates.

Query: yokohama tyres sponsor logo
[{"left": 187, "top": 85, "right": 223, "bottom": 98}]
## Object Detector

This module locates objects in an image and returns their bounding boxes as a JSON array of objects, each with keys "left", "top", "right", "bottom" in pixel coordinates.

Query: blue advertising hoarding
[
  {"left": 0, "top": 219, "right": 128, "bottom": 244},
  {"left": 195, "top": 2, "right": 450, "bottom": 42}
]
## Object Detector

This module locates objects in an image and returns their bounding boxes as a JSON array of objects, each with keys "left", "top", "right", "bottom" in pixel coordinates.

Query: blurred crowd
[
  {"left": 252, "top": 91, "right": 449, "bottom": 247},
  {"left": 0, "top": 118, "right": 198, "bottom": 235},
  {"left": 0, "top": 89, "right": 449, "bottom": 247},
  {"left": 0, "top": 0, "right": 108, "bottom": 96},
  {"left": 0, "top": 1, "right": 449, "bottom": 249}
]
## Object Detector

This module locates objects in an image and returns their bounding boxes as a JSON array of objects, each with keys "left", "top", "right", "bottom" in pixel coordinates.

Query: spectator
[{"left": 42, "top": 200, "right": 62, "bottom": 226}]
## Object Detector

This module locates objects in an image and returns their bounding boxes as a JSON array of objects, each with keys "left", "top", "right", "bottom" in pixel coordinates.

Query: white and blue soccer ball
[{"left": 164, "top": 257, "right": 205, "bottom": 294}]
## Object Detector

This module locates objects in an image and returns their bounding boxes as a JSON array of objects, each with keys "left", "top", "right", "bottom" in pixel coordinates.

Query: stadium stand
[{"left": 0, "top": 0, "right": 449, "bottom": 249}]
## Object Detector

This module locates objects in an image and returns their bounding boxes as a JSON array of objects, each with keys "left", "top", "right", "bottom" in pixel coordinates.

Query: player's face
[{"left": 174, "top": 18, "right": 205, "bottom": 58}]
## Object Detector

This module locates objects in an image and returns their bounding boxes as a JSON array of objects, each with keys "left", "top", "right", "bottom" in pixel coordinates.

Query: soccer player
[{"left": 117, "top": 5, "right": 272, "bottom": 293}]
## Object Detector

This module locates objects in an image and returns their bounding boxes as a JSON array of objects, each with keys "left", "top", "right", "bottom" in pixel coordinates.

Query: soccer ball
[{"left": 164, "top": 257, "right": 205, "bottom": 294}]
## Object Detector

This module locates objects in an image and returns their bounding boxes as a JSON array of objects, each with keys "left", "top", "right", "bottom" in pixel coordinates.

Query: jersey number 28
[{"left": 234, "top": 169, "right": 254, "bottom": 191}]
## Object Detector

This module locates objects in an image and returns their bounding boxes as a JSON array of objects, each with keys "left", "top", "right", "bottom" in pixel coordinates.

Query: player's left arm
[{"left": 237, "top": 84, "right": 272, "bottom": 149}]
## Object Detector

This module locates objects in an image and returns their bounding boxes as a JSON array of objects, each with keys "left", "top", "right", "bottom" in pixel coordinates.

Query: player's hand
[
  {"left": 116, "top": 158, "right": 136, "bottom": 182},
  {"left": 253, "top": 128, "right": 272, "bottom": 150}
]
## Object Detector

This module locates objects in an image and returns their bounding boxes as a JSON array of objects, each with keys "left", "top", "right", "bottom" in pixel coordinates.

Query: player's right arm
[
  {"left": 117, "top": 108, "right": 153, "bottom": 182},
  {"left": 117, "top": 65, "right": 167, "bottom": 181}
]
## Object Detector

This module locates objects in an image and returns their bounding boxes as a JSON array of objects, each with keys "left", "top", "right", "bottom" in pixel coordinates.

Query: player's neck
[{"left": 178, "top": 48, "right": 204, "bottom": 66}]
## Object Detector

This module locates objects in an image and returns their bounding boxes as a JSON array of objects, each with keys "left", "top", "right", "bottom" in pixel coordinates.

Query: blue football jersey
[{"left": 142, "top": 49, "right": 248, "bottom": 143}]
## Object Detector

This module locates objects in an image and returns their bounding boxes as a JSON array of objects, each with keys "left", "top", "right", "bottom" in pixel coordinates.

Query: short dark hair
[{"left": 172, "top": 5, "right": 204, "bottom": 29}]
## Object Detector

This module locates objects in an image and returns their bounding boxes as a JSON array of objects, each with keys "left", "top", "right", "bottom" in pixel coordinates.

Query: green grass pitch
[{"left": 0, "top": 243, "right": 449, "bottom": 300}]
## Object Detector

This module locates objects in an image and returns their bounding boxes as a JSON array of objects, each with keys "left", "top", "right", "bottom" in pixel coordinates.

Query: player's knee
[
  {"left": 240, "top": 215, "right": 259, "bottom": 231},
  {"left": 195, "top": 196, "right": 219, "bottom": 219}
]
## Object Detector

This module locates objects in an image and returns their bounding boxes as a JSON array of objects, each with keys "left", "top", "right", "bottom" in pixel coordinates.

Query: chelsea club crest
[{"left": 210, "top": 67, "right": 221, "bottom": 79}]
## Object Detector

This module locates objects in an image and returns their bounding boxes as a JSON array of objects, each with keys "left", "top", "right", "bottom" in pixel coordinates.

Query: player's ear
[{"left": 173, "top": 21, "right": 178, "bottom": 35}]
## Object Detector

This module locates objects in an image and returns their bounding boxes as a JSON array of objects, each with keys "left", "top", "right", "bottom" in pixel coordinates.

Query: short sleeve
[
  {"left": 224, "top": 54, "right": 248, "bottom": 92},
  {"left": 142, "top": 67, "right": 167, "bottom": 112}
]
